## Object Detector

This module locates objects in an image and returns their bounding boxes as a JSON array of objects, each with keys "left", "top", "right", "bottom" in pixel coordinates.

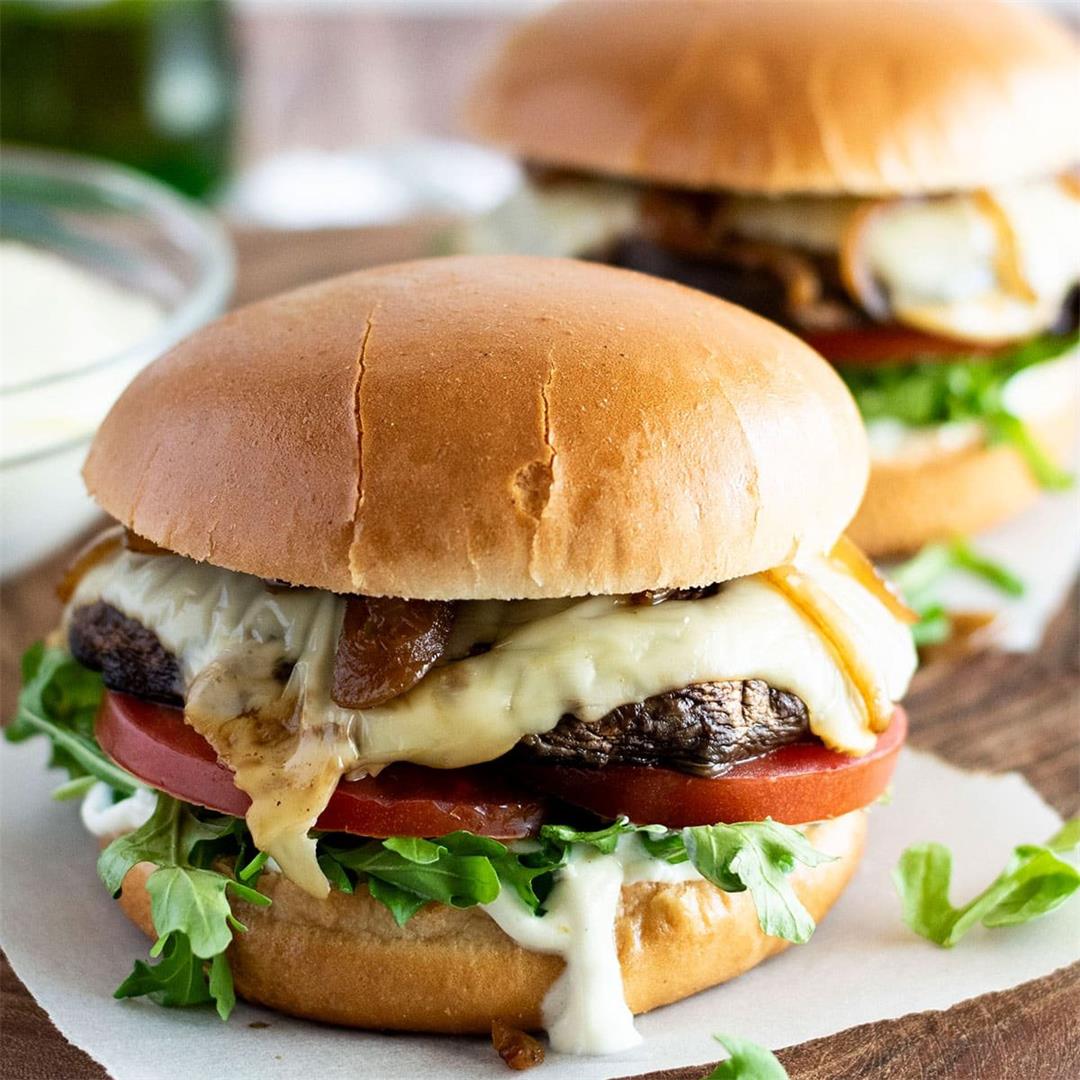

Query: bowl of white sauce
[{"left": 1, "top": 147, "right": 233, "bottom": 577}]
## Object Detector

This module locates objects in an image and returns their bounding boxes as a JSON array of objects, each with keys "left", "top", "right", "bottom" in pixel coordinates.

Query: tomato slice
[
  {"left": 513, "top": 708, "right": 907, "bottom": 826},
  {"left": 95, "top": 692, "right": 547, "bottom": 840},
  {"left": 803, "top": 326, "right": 1006, "bottom": 366}
]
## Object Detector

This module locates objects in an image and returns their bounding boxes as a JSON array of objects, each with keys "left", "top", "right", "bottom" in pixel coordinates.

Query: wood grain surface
[{"left": 1, "top": 223, "right": 1077, "bottom": 1079}]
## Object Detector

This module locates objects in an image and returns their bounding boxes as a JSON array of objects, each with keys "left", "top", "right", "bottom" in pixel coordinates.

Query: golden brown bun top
[
  {"left": 84, "top": 255, "right": 866, "bottom": 598},
  {"left": 467, "top": 0, "right": 1080, "bottom": 195}
]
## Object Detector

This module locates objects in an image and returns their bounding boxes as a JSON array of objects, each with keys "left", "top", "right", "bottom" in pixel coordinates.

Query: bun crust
[
  {"left": 849, "top": 405, "right": 1077, "bottom": 557},
  {"left": 468, "top": 0, "right": 1080, "bottom": 195},
  {"left": 84, "top": 255, "right": 866, "bottom": 598},
  {"left": 115, "top": 812, "right": 865, "bottom": 1032}
]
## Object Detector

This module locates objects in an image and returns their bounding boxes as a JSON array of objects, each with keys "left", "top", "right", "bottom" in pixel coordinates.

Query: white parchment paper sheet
[{"left": 2, "top": 740, "right": 1078, "bottom": 1080}]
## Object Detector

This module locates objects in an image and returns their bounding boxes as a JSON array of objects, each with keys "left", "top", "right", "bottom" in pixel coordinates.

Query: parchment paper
[{"left": 2, "top": 739, "right": 1077, "bottom": 1080}]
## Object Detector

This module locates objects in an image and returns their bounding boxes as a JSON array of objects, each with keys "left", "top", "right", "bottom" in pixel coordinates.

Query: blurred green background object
[{"left": 1, "top": 0, "right": 236, "bottom": 199}]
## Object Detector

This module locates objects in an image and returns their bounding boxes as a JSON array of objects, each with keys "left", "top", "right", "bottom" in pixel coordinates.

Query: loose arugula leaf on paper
[
  {"left": 894, "top": 820, "right": 1080, "bottom": 946},
  {"left": 700, "top": 1034, "right": 789, "bottom": 1079},
  {"left": 889, "top": 538, "right": 1026, "bottom": 648}
]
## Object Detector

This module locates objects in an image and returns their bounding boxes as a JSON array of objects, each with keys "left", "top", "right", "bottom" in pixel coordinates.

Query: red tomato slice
[
  {"left": 803, "top": 327, "right": 1005, "bottom": 367},
  {"left": 95, "top": 691, "right": 547, "bottom": 840},
  {"left": 513, "top": 708, "right": 907, "bottom": 826}
]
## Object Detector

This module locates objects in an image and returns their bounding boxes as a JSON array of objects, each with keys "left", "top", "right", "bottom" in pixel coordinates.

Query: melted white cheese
[
  {"left": 858, "top": 183, "right": 1079, "bottom": 342},
  {"left": 69, "top": 551, "right": 915, "bottom": 896},
  {"left": 80, "top": 782, "right": 156, "bottom": 839},
  {"left": 723, "top": 179, "right": 1079, "bottom": 342},
  {"left": 462, "top": 175, "right": 640, "bottom": 258}
]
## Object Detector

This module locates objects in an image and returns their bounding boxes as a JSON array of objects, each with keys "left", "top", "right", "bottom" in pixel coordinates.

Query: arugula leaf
[
  {"left": 113, "top": 932, "right": 214, "bottom": 1010},
  {"left": 318, "top": 818, "right": 832, "bottom": 944},
  {"left": 382, "top": 835, "right": 445, "bottom": 863},
  {"left": 442, "top": 830, "right": 562, "bottom": 912},
  {"left": 208, "top": 953, "right": 236, "bottom": 1022},
  {"left": 6, "top": 644, "right": 136, "bottom": 794},
  {"left": 843, "top": 331, "right": 1077, "bottom": 491},
  {"left": 890, "top": 538, "right": 1025, "bottom": 647},
  {"left": 539, "top": 817, "right": 665, "bottom": 855},
  {"left": 1048, "top": 819, "right": 1080, "bottom": 853},
  {"left": 317, "top": 853, "right": 354, "bottom": 894},
  {"left": 321, "top": 837, "right": 502, "bottom": 910},
  {"left": 99, "top": 793, "right": 270, "bottom": 1019},
  {"left": 701, "top": 1034, "right": 789, "bottom": 1079},
  {"left": 366, "top": 877, "right": 430, "bottom": 926},
  {"left": 985, "top": 411, "right": 1074, "bottom": 490},
  {"left": 684, "top": 820, "right": 835, "bottom": 944},
  {"left": 893, "top": 820, "right": 1080, "bottom": 946}
]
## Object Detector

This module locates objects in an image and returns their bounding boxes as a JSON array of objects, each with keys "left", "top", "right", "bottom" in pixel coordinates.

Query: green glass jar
[{"left": 0, "top": 0, "right": 236, "bottom": 199}]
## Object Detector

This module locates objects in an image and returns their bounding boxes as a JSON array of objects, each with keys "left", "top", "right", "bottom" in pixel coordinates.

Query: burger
[
  {"left": 466, "top": 0, "right": 1080, "bottom": 556},
  {"left": 10, "top": 255, "right": 916, "bottom": 1056}
]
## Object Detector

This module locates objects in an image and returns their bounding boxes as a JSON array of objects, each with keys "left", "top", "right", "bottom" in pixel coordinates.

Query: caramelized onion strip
[{"left": 331, "top": 595, "right": 455, "bottom": 710}]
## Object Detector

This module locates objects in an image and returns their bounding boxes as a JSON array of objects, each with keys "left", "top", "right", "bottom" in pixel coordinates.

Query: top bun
[
  {"left": 467, "top": 0, "right": 1080, "bottom": 196},
  {"left": 84, "top": 255, "right": 866, "bottom": 599}
]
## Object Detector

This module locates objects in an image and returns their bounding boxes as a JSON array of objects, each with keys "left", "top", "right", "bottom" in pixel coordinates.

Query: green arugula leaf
[
  {"left": 318, "top": 818, "right": 832, "bottom": 944},
  {"left": 985, "top": 411, "right": 1074, "bottom": 490},
  {"left": 317, "top": 853, "right": 354, "bottom": 894},
  {"left": 890, "top": 537, "right": 1026, "bottom": 647},
  {"left": 539, "top": 817, "right": 664, "bottom": 855},
  {"left": 684, "top": 820, "right": 835, "bottom": 944},
  {"left": 114, "top": 932, "right": 214, "bottom": 1009},
  {"left": 382, "top": 835, "right": 445, "bottom": 864},
  {"left": 1048, "top": 819, "right": 1080, "bottom": 853},
  {"left": 843, "top": 331, "right": 1077, "bottom": 492},
  {"left": 701, "top": 1034, "right": 789, "bottom": 1079},
  {"left": 366, "top": 877, "right": 430, "bottom": 926},
  {"left": 6, "top": 644, "right": 136, "bottom": 794},
  {"left": 442, "top": 830, "right": 562, "bottom": 912},
  {"left": 322, "top": 839, "right": 501, "bottom": 910},
  {"left": 51, "top": 775, "right": 99, "bottom": 802},
  {"left": 208, "top": 952, "right": 236, "bottom": 1022},
  {"left": 146, "top": 867, "right": 248, "bottom": 959},
  {"left": 100, "top": 793, "right": 270, "bottom": 1020},
  {"left": 893, "top": 820, "right": 1080, "bottom": 946},
  {"left": 945, "top": 538, "right": 1025, "bottom": 597}
]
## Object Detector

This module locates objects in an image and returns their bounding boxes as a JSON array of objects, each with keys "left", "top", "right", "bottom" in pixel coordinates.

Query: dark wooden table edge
[{"left": 621, "top": 961, "right": 1080, "bottom": 1080}]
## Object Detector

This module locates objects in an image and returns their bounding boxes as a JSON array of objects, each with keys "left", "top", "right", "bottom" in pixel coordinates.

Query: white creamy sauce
[
  {"left": 866, "top": 346, "right": 1080, "bottom": 465},
  {"left": 80, "top": 782, "right": 156, "bottom": 839},
  {"left": 0, "top": 241, "right": 163, "bottom": 392},
  {"left": 69, "top": 550, "right": 915, "bottom": 896},
  {"left": 483, "top": 834, "right": 703, "bottom": 1055}
]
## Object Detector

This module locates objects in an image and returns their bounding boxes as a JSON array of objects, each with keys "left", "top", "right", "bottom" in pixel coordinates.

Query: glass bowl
[{"left": 1, "top": 147, "right": 234, "bottom": 577}]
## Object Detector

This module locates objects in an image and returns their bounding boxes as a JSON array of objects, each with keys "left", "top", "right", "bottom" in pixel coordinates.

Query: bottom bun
[
  {"left": 849, "top": 404, "right": 1077, "bottom": 558},
  {"left": 114, "top": 811, "right": 865, "bottom": 1033}
]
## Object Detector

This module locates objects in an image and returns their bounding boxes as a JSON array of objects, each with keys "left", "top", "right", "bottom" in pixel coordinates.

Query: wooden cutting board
[{"left": 2, "top": 226, "right": 1077, "bottom": 1079}]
